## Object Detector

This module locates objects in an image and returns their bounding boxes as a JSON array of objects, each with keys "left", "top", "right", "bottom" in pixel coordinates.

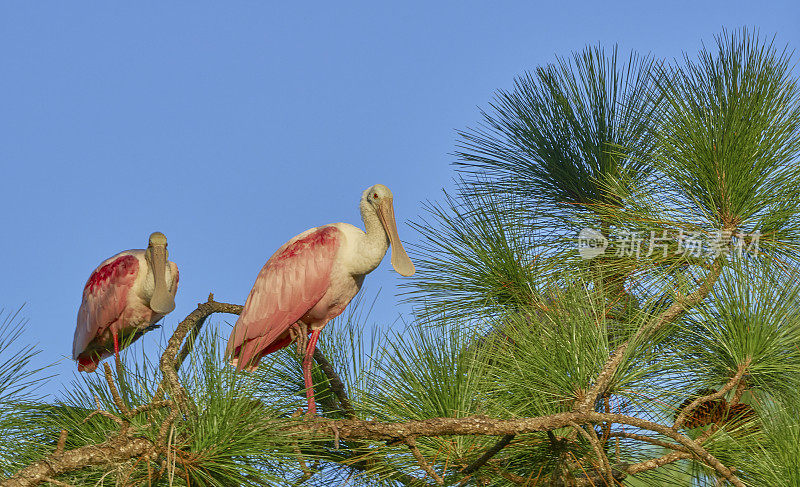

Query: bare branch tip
[
  {"left": 55, "top": 430, "right": 68, "bottom": 455},
  {"left": 102, "top": 363, "right": 130, "bottom": 416},
  {"left": 404, "top": 436, "right": 444, "bottom": 485}
]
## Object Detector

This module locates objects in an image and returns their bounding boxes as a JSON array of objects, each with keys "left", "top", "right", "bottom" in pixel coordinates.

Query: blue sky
[{"left": 1, "top": 2, "right": 798, "bottom": 396}]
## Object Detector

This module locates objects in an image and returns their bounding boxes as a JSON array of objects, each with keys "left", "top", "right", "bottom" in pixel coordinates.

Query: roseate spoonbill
[
  {"left": 226, "top": 184, "right": 415, "bottom": 415},
  {"left": 73, "top": 232, "right": 179, "bottom": 372}
]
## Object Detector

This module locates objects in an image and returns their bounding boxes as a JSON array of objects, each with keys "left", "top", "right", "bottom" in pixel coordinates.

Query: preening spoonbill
[
  {"left": 226, "top": 184, "right": 415, "bottom": 415},
  {"left": 73, "top": 232, "right": 179, "bottom": 372}
]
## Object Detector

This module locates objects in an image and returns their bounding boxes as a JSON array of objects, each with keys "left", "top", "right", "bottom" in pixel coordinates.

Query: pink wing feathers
[
  {"left": 227, "top": 226, "right": 341, "bottom": 369},
  {"left": 73, "top": 254, "right": 139, "bottom": 369}
]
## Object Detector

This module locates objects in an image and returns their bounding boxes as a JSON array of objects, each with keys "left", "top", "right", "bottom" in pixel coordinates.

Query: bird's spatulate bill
[
  {"left": 378, "top": 199, "right": 415, "bottom": 276},
  {"left": 147, "top": 232, "right": 175, "bottom": 314}
]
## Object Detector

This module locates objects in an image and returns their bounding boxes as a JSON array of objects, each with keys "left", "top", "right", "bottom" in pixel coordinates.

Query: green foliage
[
  {"left": 20, "top": 326, "right": 310, "bottom": 486},
  {"left": 369, "top": 319, "right": 482, "bottom": 422},
  {"left": 455, "top": 44, "right": 661, "bottom": 216},
  {"left": 0, "top": 307, "right": 50, "bottom": 476},
  {"left": 676, "top": 259, "right": 800, "bottom": 401},
  {"left": 405, "top": 188, "right": 549, "bottom": 322},
  {"left": 407, "top": 27, "right": 800, "bottom": 486},
  {"left": 738, "top": 397, "right": 800, "bottom": 485},
  {"left": 654, "top": 28, "right": 800, "bottom": 248},
  {"left": 479, "top": 282, "right": 614, "bottom": 417}
]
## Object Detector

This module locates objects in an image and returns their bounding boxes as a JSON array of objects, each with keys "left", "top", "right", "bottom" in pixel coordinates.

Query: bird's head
[
  {"left": 362, "top": 184, "right": 415, "bottom": 277},
  {"left": 144, "top": 231, "right": 176, "bottom": 314},
  {"left": 148, "top": 231, "right": 168, "bottom": 247}
]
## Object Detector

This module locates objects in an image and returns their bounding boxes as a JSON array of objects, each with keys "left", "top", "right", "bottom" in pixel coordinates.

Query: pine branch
[
  {"left": 459, "top": 434, "right": 514, "bottom": 476},
  {"left": 3, "top": 293, "right": 749, "bottom": 486},
  {"left": 0, "top": 432, "right": 155, "bottom": 487},
  {"left": 2, "top": 295, "right": 236, "bottom": 487},
  {"left": 674, "top": 359, "right": 751, "bottom": 429},
  {"left": 404, "top": 437, "right": 444, "bottom": 485},
  {"left": 312, "top": 348, "right": 356, "bottom": 419},
  {"left": 281, "top": 410, "right": 744, "bottom": 486},
  {"left": 175, "top": 315, "right": 209, "bottom": 370},
  {"left": 570, "top": 421, "right": 614, "bottom": 486},
  {"left": 607, "top": 432, "right": 687, "bottom": 453},
  {"left": 577, "top": 250, "right": 728, "bottom": 412},
  {"left": 153, "top": 293, "right": 242, "bottom": 407}
]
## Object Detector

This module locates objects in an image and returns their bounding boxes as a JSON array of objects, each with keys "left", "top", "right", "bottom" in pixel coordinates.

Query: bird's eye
[{"left": 373, "top": 193, "right": 379, "bottom": 199}]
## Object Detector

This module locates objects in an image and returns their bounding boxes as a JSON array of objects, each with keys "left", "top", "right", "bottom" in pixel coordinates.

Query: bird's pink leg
[
  {"left": 112, "top": 329, "right": 121, "bottom": 366},
  {"left": 302, "top": 329, "right": 322, "bottom": 417}
]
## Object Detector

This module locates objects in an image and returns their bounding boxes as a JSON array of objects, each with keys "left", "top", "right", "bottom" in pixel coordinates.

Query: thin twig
[
  {"left": 55, "top": 431, "right": 68, "bottom": 456},
  {"left": 175, "top": 315, "right": 209, "bottom": 371},
  {"left": 103, "top": 363, "right": 131, "bottom": 416},
  {"left": 404, "top": 437, "right": 444, "bottom": 485},
  {"left": 730, "top": 375, "right": 748, "bottom": 406},
  {"left": 625, "top": 450, "right": 692, "bottom": 475},
  {"left": 460, "top": 434, "right": 514, "bottom": 476},
  {"left": 312, "top": 348, "right": 356, "bottom": 419},
  {"left": 334, "top": 450, "right": 428, "bottom": 487},
  {"left": 490, "top": 464, "right": 528, "bottom": 484},
  {"left": 289, "top": 408, "right": 315, "bottom": 482},
  {"left": 607, "top": 432, "right": 687, "bottom": 453},
  {"left": 293, "top": 442, "right": 312, "bottom": 481},
  {"left": 83, "top": 396, "right": 125, "bottom": 427},
  {"left": 130, "top": 400, "right": 173, "bottom": 416},
  {"left": 570, "top": 422, "right": 613, "bottom": 486}
]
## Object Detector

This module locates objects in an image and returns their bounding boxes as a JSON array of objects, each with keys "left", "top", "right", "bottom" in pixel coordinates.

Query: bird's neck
[{"left": 354, "top": 200, "right": 389, "bottom": 275}]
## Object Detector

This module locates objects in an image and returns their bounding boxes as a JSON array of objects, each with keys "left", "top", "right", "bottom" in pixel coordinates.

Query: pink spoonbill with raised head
[
  {"left": 226, "top": 184, "right": 415, "bottom": 415},
  {"left": 73, "top": 232, "right": 179, "bottom": 372}
]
